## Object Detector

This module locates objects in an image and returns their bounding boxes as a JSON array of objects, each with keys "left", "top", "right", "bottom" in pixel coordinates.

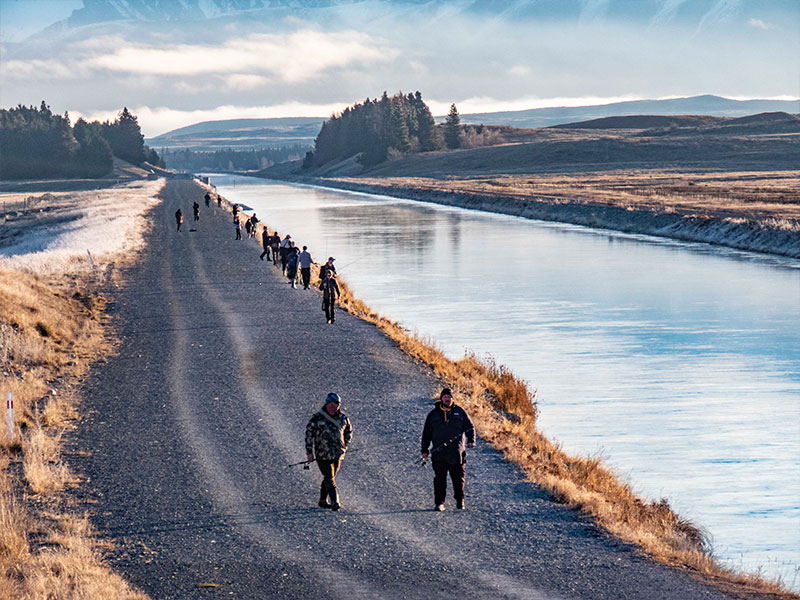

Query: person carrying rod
[
  {"left": 421, "top": 388, "right": 475, "bottom": 511},
  {"left": 305, "top": 393, "right": 352, "bottom": 511}
]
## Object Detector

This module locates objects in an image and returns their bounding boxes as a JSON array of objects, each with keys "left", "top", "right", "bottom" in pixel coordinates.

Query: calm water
[{"left": 211, "top": 175, "right": 800, "bottom": 586}]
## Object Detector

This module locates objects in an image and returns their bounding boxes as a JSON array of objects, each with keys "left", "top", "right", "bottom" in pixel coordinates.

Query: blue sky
[{"left": 1, "top": 0, "right": 798, "bottom": 136}]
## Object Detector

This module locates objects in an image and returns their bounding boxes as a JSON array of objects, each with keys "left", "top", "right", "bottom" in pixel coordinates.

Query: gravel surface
[{"left": 66, "top": 179, "right": 736, "bottom": 600}]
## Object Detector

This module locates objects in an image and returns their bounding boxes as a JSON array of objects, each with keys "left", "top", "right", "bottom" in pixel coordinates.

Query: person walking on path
[
  {"left": 269, "top": 232, "right": 280, "bottom": 266},
  {"left": 204, "top": 191, "right": 211, "bottom": 208},
  {"left": 175, "top": 209, "right": 183, "bottom": 232},
  {"left": 216, "top": 194, "right": 222, "bottom": 208},
  {"left": 299, "top": 246, "right": 313, "bottom": 289},
  {"left": 421, "top": 388, "right": 475, "bottom": 511},
  {"left": 279, "top": 234, "right": 293, "bottom": 275},
  {"left": 193, "top": 201, "right": 200, "bottom": 221},
  {"left": 286, "top": 245, "right": 300, "bottom": 288},
  {"left": 249, "top": 214, "right": 259, "bottom": 238},
  {"left": 319, "top": 256, "right": 337, "bottom": 284},
  {"left": 235, "top": 218, "right": 242, "bottom": 240},
  {"left": 305, "top": 393, "right": 352, "bottom": 511},
  {"left": 320, "top": 269, "right": 340, "bottom": 324},
  {"left": 244, "top": 218, "right": 252, "bottom": 238},
  {"left": 260, "top": 229, "right": 272, "bottom": 261}
]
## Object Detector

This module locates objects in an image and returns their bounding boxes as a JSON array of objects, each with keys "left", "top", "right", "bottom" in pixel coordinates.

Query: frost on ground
[{"left": 0, "top": 180, "right": 164, "bottom": 275}]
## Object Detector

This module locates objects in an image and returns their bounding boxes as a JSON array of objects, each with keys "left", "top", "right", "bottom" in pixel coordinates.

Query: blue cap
[{"left": 325, "top": 392, "right": 341, "bottom": 405}]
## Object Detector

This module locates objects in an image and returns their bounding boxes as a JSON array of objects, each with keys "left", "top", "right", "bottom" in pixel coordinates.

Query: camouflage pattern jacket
[{"left": 305, "top": 407, "right": 353, "bottom": 461}]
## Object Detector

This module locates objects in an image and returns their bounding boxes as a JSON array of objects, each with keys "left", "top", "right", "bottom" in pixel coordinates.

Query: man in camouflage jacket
[{"left": 305, "top": 393, "right": 352, "bottom": 511}]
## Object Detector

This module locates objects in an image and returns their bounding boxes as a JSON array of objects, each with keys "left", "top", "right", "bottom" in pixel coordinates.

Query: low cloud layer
[{"left": 1, "top": 1, "right": 798, "bottom": 137}]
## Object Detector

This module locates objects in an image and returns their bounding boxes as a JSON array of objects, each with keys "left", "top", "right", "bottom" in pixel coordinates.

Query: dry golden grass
[
  {"left": 0, "top": 266, "right": 148, "bottom": 598},
  {"left": 333, "top": 169, "right": 800, "bottom": 225}
]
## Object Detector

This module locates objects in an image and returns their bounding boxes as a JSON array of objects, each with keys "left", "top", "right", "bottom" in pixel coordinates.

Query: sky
[{"left": 1, "top": 0, "right": 798, "bottom": 137}]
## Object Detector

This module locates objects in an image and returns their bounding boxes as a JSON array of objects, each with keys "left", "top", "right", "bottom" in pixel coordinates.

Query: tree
[
  {"left": 444, "top": 103, "right": 462, "bottom": 149},
  {"left": 102, "top": 107, "right": 146, "bottom": 165}
]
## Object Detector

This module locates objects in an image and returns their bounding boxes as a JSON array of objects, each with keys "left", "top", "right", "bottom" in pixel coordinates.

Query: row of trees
[
  {"left": 161, "top": 145, "right": 308, "bottom": 172},
  {"left": 303, "top": 93, "right": 496, "bottom": 169},
  {"left": 304, "top": 91, "right": 445, "bottom": 168},
  {"left": 0, "top": 102, "right": 161, "bottom": 180}
]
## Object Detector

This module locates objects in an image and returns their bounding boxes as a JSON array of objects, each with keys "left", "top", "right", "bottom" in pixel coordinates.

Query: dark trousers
[
  {"left": 235, "top": 228, "right": 241, "bottom": 240},
  {"left": 324, "top": 300, "right": 335, "bottom": 322},
  {"left": 317, "top": 458, "right": 342, "bottom": 500},
  {"left": 301, "top": 267, "right": 311, "bottom": 289},
  {"left": 432, "top": 460, "right": 465, "bottom": 505},
  {"left": 260, "top": 247, "right": 271, "bottom": 260}
]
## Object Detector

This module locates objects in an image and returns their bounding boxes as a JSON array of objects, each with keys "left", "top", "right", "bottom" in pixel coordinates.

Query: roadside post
[
  {"left": 6, "top": 392, "right": 12, "bottom": 441},
  {"left": 87, "top": 250, "right": 95, "bottom": 268}
]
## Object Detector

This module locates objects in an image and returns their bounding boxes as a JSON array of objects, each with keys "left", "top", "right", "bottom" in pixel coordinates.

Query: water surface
[{"left": 211, "top": 175, "right": 800, "bottom": 587}]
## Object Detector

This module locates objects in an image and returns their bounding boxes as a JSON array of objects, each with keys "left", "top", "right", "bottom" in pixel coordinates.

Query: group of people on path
[
  {"left": 175, "top": 190, "right": 220, "bottom": 231},
  {"left": 305, "top": 388, "right": 475, "bottom": 512}
]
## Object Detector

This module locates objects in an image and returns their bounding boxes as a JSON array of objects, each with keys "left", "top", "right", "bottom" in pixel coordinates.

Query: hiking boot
[
  {"left": 318, "top": 489, "right": 330, "bottom": 509},
  {"left": 456, "top": 499, "right": 465, "bottom": 510},
  {"left": 434, "top": 504, "right": 445, "bottom": 512},
  {"left": 330, "top": 502, "right": 341, "bottom": 511},
  {"left": 330, "top": 490, "right": 340, "bottom": 511}
]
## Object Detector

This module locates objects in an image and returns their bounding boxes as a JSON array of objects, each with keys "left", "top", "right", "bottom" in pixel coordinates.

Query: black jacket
[{"left": 421, "top": 401, "right": 475, "bottom": 464}]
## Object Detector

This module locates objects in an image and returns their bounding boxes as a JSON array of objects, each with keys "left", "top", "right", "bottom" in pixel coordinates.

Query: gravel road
[{"left": 66, "top": 179, "right": 735, "bottom": 600}]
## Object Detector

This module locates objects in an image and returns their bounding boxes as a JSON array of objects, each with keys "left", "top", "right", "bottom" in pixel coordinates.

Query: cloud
[
  {"left": 226, "top": 74, "right": 272, "bottom": 90},
  {"left": 508, "top": 65, "right": 531, "bottom": 77},
  {"left": 747, "top": 18, "right": 772, "bottom": 30},
  {"left": 72, "top": 102, "right": 342, "bottom": 138},
  {"left": 87, "top": 30, "right": 394, "bottom": 83}
]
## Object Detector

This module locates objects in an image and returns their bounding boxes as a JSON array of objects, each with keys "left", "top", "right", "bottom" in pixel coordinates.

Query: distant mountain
[
  {"left": 60, "top": 0, "right": 796, "bottom": 27},
  {"left": 147, "top": 117, "right": 324, "bottom": 151},
  {"left": 457, "top": 96, "right": 800, "bottom": 129}
]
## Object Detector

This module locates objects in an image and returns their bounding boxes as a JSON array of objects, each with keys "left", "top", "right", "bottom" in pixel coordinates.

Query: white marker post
[
  {"left": 87, "top": 249, "right": 95, "bottom": 268},
  {"left": 6, "top": 392, "right": 13, "bottom": 441}
]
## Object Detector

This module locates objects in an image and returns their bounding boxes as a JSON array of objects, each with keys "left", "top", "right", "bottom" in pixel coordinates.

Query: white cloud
[
  {"left": 508, "top": 65, "right": 531, "bottom": 77},
  {"left": 226, "top": 74, "right": 272, "bottom": 90},
  {"left": 72, "top": 103, "right": 341, "bottom": 138},
  {"left": 747, "top": 18, "right": 772, "bottom": 30},
  {"left": 87, "top": 30, "right": 395, "bottom": 83}
]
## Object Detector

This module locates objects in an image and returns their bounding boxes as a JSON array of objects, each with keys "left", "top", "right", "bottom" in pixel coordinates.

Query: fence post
[{"left": 6, "top": 392, "right": 12, "bottom": 441}]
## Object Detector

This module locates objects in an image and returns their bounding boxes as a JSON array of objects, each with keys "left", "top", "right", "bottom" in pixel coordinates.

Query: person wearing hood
[
  {"left": 305, "top": 393, "right": 353, "bottom": 511},
  {"left": 421, "top": 388, "right": 475, "bottom": 511}
]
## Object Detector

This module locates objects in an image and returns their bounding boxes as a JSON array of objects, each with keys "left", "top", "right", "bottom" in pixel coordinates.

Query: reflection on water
[{"left": 212, "top": 175, "right": 800, "bottom": 586}]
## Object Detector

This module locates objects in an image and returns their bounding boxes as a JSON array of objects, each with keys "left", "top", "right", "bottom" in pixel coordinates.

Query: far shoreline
[{"left": 251, "top": 172, "right": 800, "bottom": 261}]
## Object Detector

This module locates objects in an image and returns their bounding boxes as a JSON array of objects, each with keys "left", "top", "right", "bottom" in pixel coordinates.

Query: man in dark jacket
[
  {"left": 421, "top": 388, "right": 475, "bottom": 511},
  {"left": 305, "top": 393, "right": 353, "bottom": 511},
  {"left": 260, "top": 228, "right": 272, "bottom": 261},
  {"left": 320, "top": 269, "right": 340, "bottom": 324}
]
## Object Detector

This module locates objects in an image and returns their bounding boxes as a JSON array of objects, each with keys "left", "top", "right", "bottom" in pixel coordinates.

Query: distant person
[
  {"left": 235, "top": 218, "right": 242, "bottom": 240},
  {"left": 421, "top": 388, "right": 475, "bottom": 511},
  {"left": 244, "top": 218, "right": 252, "bottom": 238},
  {"left": 216, "top": 194, "right": 222, "bottom": 207},
  {"left": 233, "top": 203, "right": 240, "bottom": 218},
  {"left": 305, "top": 393, "right": 352, "bottom": 511},
  {"left": 298, "top": 245, "right": 313, "bottom": 289},
  {"left": 319, "top": 256, "right": 337, "bottom": 284},
  {"left": 260, "top": 229, "right": 272, "bottom": 261},
  {"left": 204, "top": 191, "right": 211, "bottom": 208},
  {"left": 269, "top": 231, "right": 280, "bottom": 266},
  {"left": 279, "top": 234, "right": 292, "bottom": 275},
  {"left": 286, "top": 245, "right": 300, "bottom": 288},
  {"left": 193, "top": 201, "right": 200, "bottom": 221},
  {"left": 320, "top": 269, "right": 340, "bottom": 324},
  {"left": 175, "top": 209, "right": 183, "bottom": 232},
  {"left": 249, "top": 214, "right": 259, "bottom": 238}
]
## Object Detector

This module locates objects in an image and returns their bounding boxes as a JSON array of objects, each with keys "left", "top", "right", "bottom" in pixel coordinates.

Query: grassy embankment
[
  {"left": 0, "top": 269, "right": 147, "bottom": 598},
  {"left": 0, "top": 180, "right": 160, "bottom": 598},
  {"left": 230, "top": 186, "right": 798, "bottom": 600}
]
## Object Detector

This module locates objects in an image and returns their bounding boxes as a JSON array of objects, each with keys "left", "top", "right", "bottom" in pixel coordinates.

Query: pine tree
[{"left": 444, "top": 103, "right": 462, "bottom": 149}]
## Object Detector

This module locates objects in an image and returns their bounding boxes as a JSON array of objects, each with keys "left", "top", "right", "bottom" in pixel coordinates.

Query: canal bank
[
  {"left": 255, "top": 172, "right": 800, "bottom": 260},
  {"left": 210, "top": 174, "right": 800, "bottom": 593}
]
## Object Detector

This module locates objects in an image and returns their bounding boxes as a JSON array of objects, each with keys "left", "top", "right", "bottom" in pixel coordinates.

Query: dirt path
[{"left": 66, "top": 179, "right": 735, "bottom": 599}]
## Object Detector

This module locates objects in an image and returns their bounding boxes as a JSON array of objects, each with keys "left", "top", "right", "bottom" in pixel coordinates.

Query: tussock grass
[{"left": 0, "top": 266, "right": 147, "bottom": 598}]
